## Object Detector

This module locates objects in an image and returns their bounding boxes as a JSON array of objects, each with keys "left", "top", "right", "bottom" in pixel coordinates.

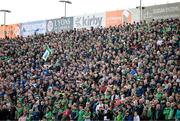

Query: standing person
[
  {"left": 61, "top": 106, "right": 71, "bottom": 121},
  {"left": 32, "top": 101, "right": 40, "bottom": 121},
  {"left": 155, "top": 104, "right": 164, "bottom": 120},
  {"left": 147, "top": 103, "right": 156, "bottom": 120},
  {"left": 97, "top": 106, "right": 104, "bottom": 121},
  {"left": 16, "top": 103, "right": 24, "bottom": 119},
  {"left": 141, "top": 104, "right": 148, "bottom": 120},
  {"left": 83, "top": 107, "right": 91, "bottom": 121},
  {"left": 71, "top": 104, "right": 79, "bottom": 121},
  {"left": 45, "top": 107, "right": 53, "bottom": 121},
  {"left": 57, "top": 104, "right": 64, "bottom": 121},
  {"left": 18, "top": 110, "right": 27, "bottom": 121},
  {"left": 163, "top": 102, "right": 174, "bottom": 120},
  {"left": 0, "top": 104, "right": 9, "bottom": 120},
  {"left": 26, "top": 109, "right": 33, "bottom": 121},
  {"left": 104, "top": 105, "right": 114, "bottom": 121},
  {"left": 38, "top": 100, "right": 46, "bottom": 120},
  {"left": 175, "top": 104, "right": 180, "bottom": 121},
  {"left": 77, "top": 105, "right": 85, "bottom": 121},
  {"left": 96, "top": 99, "right": 104, "bottom": 113},
  {"left": 116, "top": 110, "right": 124, "bottom": 121},
  {"left": 124, "top": 111, "right": 129, "bottom": 121},
  {"left": 169, "top": 103, "right": 175, "bottom": 120},
  {"left": 9, "top": 104, "right": 16, "bottom": 120},
  {"left": 133, "top": 111, "right": 140, "bottom": 121}
]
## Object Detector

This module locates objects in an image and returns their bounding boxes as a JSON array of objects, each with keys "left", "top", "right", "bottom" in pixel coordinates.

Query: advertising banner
[
  {"left": 143, "top": 2, "right": 180, "bottom": 22},
  {"left": 74, "top": 13, "right": 105, "bottom": 29},
  {"left": 106, "top": 10, "right": 123, "bottom": 27},
  {"left": 0, "top": 24, "right": 20, "bottom": 39},
  {"left": 105, "top": 10, "right": 132, "bottom": 27},
  {"left": 46, "top": 17, "right": 73, "bottom": 33},
  {"left": 20, "top": 20, "right": 46, "bottom": 37},
  {"left": 122, "top": 10, "right": 132, "bottom": 24},
  {"left": 0, "top": 26, "right": 5, "bottom": 39},
  {"left": 129, "top": 8, "right": 140, "bottom": 22}
]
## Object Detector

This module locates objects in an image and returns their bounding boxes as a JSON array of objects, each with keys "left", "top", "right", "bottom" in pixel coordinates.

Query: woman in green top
[{"left": 16, "top": 103, "right": 24, "bottom": 119}]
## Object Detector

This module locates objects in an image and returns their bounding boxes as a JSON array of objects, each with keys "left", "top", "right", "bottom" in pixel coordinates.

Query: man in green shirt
[
  {"left": 78, "top": 106, "right": 85, "bottom": 121},
  {"left": 83, "top": 107, "right": 91, "bottom": 121},
  {"left": 155, "top": 88, "right": 163, "bottom": 101},
  {"left": 26, "top": 109, "right": 33, "bottom": 121},
  {"left": 116, "top": 111, "right": 124, "bottom": 121},
  {"left": 175, "top": 104, "right": 180, "bottom": 121},
  {"left": 45, "top": 107, "right": 53, "bottom": 121},
  {"left": 163, "top": 102, "right": 174, "bottom": 120}
]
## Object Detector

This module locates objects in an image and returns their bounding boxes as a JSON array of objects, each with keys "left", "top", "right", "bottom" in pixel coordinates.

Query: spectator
[
  {"left": 133, "top": 111, "right": 140, "bottom": 121},
  {"left": 44, "top": 107, "right": 53, "bottom": 121},
  {"left": 77, "top": 105, "right": 85, "bottom": 121},
  {"left": 19, "top": 110, "right": 27, "bottom": 121},
  {"left": 83, "top": 107, "right": 91, "bottom": 121},
  {"left": 175, "top": 104, "right": 180, "bottom": 121},
  {"left": 0, "top": 18, "right": 179, "bottom": 121},
  {"left": 155, "top": 104, "right": 164, "bottom": 120},
  {"left": 0, "top": 104, "right": 9, "bottom": 120},
  {"left": 163, "top": 102, "right": 174, "bottom": 120}
]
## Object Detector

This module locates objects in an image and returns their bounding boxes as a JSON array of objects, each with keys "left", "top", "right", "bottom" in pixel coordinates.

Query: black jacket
[
  {"left": 155, "top": 109, "right": 164, "bottom": 120},
  {"left": 0, "top": 109, "right": 9, "bottom": 120}
]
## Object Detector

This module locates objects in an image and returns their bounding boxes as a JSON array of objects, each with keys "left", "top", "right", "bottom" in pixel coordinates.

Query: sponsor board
[
  {"left": 74, "top": 13, "right": 105, "bottom": 29},
  {"left": 0, "top": 24, "right": 20, "bottom": 38},
  {"left": 143, "top": 2, "right": 180, "bottom": 21},
  {"left": 20, "top": 20, "right": 46, "bottom": 37},
  {"left": 122, "top": 10, "right": 132, "bottom": 24},
  {"left": 129, "top": 8, "right": 140, "bottom": 22},
  {"left": 105, "top": 10, "right": 132, "bottom": 27},
  {"left": 46, "top": 17, "right": 73, "bottom": 33},
  {"left": 106, "top": 10, "right": 123, "bottom": 27}
]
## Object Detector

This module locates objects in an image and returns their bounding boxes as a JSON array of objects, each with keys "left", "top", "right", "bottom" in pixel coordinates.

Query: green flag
[{"left": 42, "top": 45, "right": 51, "bottom": 61}]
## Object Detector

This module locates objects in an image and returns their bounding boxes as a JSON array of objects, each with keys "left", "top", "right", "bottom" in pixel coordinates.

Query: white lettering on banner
[
  {"left": 153, "top": 14, "right": 180, "bottom": 19},
  {"left": 47, "top": 18, "right": 72, "bottom": 32},
  {"left": 21, "top": 21, "right": 46, "bottom": 37},
  {"left": 143, "top": 2, "right": 180, "bottom": 21},
  {"left": 54, "top": 19, "right": 71, "bottom": 27},
  {"left": 143, "top": 4, "right": 180, "bottom": 20},
  {"left": 108, "top": 17, "right": 122, "bottom": 20},
  {"left": 152, "top": 6, "right": 179, "bottom": 14},
  {"left": 23, "top": 24, "right": 44, "bottom": 31},
  {"left": 75, "top": 15, "right": 103, "bottom": 28}
]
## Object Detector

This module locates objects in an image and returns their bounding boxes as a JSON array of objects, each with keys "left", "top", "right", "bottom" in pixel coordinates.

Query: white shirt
[
  {"left": 111, "top": 94, "right": 119, "bottom": 101},
  {"left": 96, "top": 103, "right": 104, "bottom": 113},
  {"left": 157, "top": 39, "right": 163, "bottom": 46},
  {"left": 133, "top": 115, "right": 140, "bottom": 121}
]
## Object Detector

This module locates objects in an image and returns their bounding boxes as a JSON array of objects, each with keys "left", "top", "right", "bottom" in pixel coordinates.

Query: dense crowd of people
[{"left": 0, "top": 18, "right": 180, "bottom": 121}]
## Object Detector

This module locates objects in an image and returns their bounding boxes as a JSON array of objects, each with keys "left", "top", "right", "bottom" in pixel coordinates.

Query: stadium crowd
[{"left": 0, "top": 18, "right": 180, "bottom": 121}]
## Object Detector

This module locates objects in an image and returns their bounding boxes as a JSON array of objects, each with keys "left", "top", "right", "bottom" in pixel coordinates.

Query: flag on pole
[{"left": 42, "top": 45, "right": 51, "bottom": 61}]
